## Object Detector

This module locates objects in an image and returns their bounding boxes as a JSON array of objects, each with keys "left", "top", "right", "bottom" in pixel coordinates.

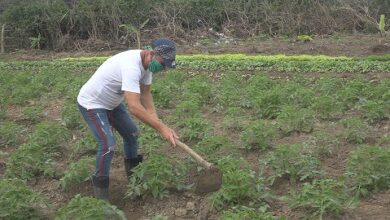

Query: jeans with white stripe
[{"left": 78, "top": 103, "right": 139, "bottom": 177}]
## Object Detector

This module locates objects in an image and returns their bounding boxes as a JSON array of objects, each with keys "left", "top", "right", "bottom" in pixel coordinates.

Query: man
[{"left": 77, "top": 38, "right": 179, "bottom": 201}]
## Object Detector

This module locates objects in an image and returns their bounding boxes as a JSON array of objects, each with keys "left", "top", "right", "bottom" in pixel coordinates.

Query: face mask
[{"left": 148, "top": 56, "right": 164, "bottom": 73}]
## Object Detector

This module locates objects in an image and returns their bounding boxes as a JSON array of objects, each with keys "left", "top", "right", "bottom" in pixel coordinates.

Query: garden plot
[{"left": 0, "top": 54, "right": 389, "bottom": 219}]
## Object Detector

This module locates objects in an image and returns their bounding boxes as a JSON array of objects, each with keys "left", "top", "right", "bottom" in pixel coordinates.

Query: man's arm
[
  {"left": 140, "top": 84, "right": 158, "bottom": 120},
  {"left": 124, "top": 91, "right": 178, "bottom": 145}
]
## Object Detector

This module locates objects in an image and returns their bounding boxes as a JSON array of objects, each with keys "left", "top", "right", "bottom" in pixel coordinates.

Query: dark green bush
[
  {"left": 346, "top": 145, "right": 390, "bottom": 197},
  {"left": 0, "top": 178, "right": 48, "bottom": 220},
  {"left": 56, "top": 194, "right": 125, "bottom": 220}
]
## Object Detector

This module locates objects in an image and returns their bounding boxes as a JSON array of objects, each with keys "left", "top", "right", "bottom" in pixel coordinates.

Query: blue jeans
[{"left": 78, "top": 103, "right": 139, "bottom": 177}]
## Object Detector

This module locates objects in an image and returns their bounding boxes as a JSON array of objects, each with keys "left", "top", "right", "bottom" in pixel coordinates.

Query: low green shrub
[
  {"left": 126, "top": 153, "right": 188, "bottom": 199},
  {"left": 62, "top": 99, "right": 83, "bottom": 129},
  {"left": 336, "top": 77, "right": 369, "bottom": 111},
  {"left": 340, "top": 117, "right": 370, "bottom": 144},
  {"left": 221, "top": 107, "right": 247, "bottom": 131},
  {"left": 194, "top": 135, "right": 233, "bottom": 163},
  {"left": 22, "top": 105, "right": 43, "bottom": 123},
  {"left": 0, "top": 178, "right": 48, "bottom": 219},
  {"left": 181, "top": 75, "right": 212, "bottom": 105},
  {"left": 305, "top": 131, "right": 341, "bottom": 157},
  {"left": 55, "top": 194, "right": 125, "bottom": 220},
  {"left": 264, "top": 144, "right": 322, "bottom": 184},
  {"left": 138, "top": 124, "right": 163, "bottom": 154},
  {"left": 152, "top": 70, "right": 186, "bottom": 108},
  {"left": 277, "top": 106, "right": 315, "bottom": 135},
  {"left": 345, "top": 145, "right": 390, "bottom": 197},
  {"left": 217, "top": 72, "right": 248, "bottom": 108},
  {"left": 311, "top": 96, "right": 341, "bottom": 119},
  {"left": 71, "top": 133, "right": 97, "bottom": 158},
  {"left": 175, "top": 99, "right": 202, "bottom": 119},
  {"left": 314, "top": 76, "right": 343, "bottom": 97},
  {"left": 30, "top": 121, "right": 69, "bottom": 148},
  {"left": 286, "top": 178, "right": 356, "bottom": 219},
  {"left": 177, "top": 115, "right": 210, "bottom": 142},
  {"left": 241, "top": 120, "right": 277, "bottom": 150},
  {"left": 283, "top": 81, "right": 315, "bottom": 108},
  {"left": 359, "top": 100, "right": 388, "bottom": 124},
  {"left": 6, "top": 121, "right": 68, "bottom": 180},
  {"left": 59, "top": 157, "right": 95, "bottom": 189},
  {"left": 250, "top": 87, "right": 286, "bottom": 119},
  {"left": 0, "top": 121, "right": 23, "bottom": 147},
  {"left": 210, "top": 156, "right": 269, "bottom": 210},
  {"left": 6, "top": 142, "right": 57, "bottom": 180}
]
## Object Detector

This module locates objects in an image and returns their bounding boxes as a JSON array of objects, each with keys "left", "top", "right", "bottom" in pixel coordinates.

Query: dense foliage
[{"left": 0, "top": 0, "right": 389, "bottom": 50}]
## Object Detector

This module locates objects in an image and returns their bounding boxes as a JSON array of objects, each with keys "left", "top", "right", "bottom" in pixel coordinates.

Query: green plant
[
  {"left": 55, "top": 194, "right": 126, "bottom": 220},
  {"left": 314, "top": 76, "right": 343, "bottom": 96},
  {"left": 22, "top": 105, "right": 43, "bottom": 123},
  {"left": 29, "top": 33, "right": 44, "bottom": 49},
  {"left": 194, "top": 135, "right": 233, "bottom": 163},
  {"left": 340, "top": 117, "right": 370, "bottom": 144},
  {"left": 283, "top": 81, "right": 315, "bottom": 108},
  {"left": 71, "top": 133, "right": 97, "bottom": 158},
  {"left": 62, "top": 99, "right": 83, "bottom": 129},
  {"left": 296, "top": 34, "right": 313, "bottom": 42},
  {"left": 126, "top": 153, "right": 189, "bottom": 199},
  {"left": 6, "top": 142, "right": 57, "bottom": 180},
  {"left": 217, "top": 72, "right": 247, "bottom": 108},
  {"left": 181, "top": 75, "right": 213, "bottom": 105},
  {"left": 286, "top": 178, "right": 356, "bottom": 220},
  {"left": 0, "top": 178, "right": 48, "bottom": 219},
  {"left": 175, "top": 99, "right": 202, "bottom": 119},
  {"left": 336, "top": 78, "right": 369, "bottom": 111},
  {"left": 246, "top": 75, "right": 276, "bottom": 100},
  {"left": 241, "top": 120, "right": 277, "bottom": 150},
  {"left": 220, "top": 206, "right": 280, "bottom": 220},
  {"left": 138, "top": 124, "right": 163, "bottom": 154},
  {"left": 250, "top": 87, "right": 286, "bottom": 119},
  {"left": 264, "top": 144, "right": 322, "bottom": 184},
  {"left": 30, "top": 121, "right": 69, "bottom": 147},
  {"left": 6, "top": 121, "right": 68, "bottom": 180},
  {"left": 151, "top": 70, "right": 186, "bottom": 108},
  {"left": 0, "top": 121, "right": 23, "bottom": 147},
  {"left": 277, "top": 106, "right": 315, "bottom": 135},
  {"left": 210, "top": 156, "right": 270, "bottom": 210},
  {"left": 119, "top": 19, "right": 149, "bottom": 49},
  {"left": 379, "top": 14, "right": 386, "bottom": 36},
  {"left": 360, "top": 100, "right": 388, "bottom": 124},
  {"left": 305, "top": 131, "right": 340, "bottom": 157},
  {"left": 59, "top": 157, "right": 95, "bottom": 189},
  {"left": 345, "top": 145, "right": 390, "bottom": 197},
  {"left": 311, "top": 96, "right": 341, "bottom": 119},
  {"left": 177, "top": 115, "right": 210, "bottom": 142},
  {"left": 221, "top": 107, "right": 247, "bottom": 131}
]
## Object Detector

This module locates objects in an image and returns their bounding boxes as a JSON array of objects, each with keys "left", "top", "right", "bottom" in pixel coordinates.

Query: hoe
[{"left": 175, "top": 139, "right": 223, "bottom": 193}]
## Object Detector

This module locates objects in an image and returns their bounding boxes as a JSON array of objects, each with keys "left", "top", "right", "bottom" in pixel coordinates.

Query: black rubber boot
[
  {"left": 124, "top": 155, "right": 143, "bottom": 178},
  {"left": 91, "top": 175, "right": 109, "bottom": 201}
]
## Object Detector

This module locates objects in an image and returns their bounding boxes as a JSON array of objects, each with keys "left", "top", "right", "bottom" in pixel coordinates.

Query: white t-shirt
[{"left": 77, "top": 50, "right": 152, "bottom": 110}]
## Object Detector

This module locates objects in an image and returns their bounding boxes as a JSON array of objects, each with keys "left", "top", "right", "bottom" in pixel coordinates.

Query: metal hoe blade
[{"left": 195, "top": 166, "right": 223, "bottom": 193}]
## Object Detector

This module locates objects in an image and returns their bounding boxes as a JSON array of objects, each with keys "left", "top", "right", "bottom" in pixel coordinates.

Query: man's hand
[{"left": 159, "top": 124, "right": 179, "bottom": 146}]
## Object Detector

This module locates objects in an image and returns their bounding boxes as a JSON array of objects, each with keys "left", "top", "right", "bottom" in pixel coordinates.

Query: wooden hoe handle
[{"left": 175, "top": 139, "right": 213, "bottom": 169}]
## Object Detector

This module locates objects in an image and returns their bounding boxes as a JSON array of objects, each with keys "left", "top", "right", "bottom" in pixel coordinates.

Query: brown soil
[{"left": 1, "top": 33, "right": 390, "bottom": 61}]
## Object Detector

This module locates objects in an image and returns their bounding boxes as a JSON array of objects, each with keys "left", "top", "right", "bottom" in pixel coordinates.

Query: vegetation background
[{"left": 0, "top": 0, "right": 389, "bottom": 51}]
